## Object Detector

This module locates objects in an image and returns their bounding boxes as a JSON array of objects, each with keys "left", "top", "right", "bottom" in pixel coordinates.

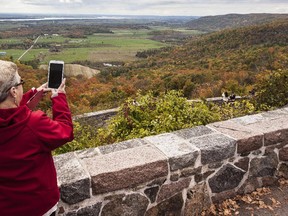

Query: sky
[{"left": 0, "top": 0, "right": 288, "bottom": 17}]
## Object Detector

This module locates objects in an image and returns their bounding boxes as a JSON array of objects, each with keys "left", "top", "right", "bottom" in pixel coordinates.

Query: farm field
[{"left": 0, "top": 27, "right": 199, "bottom": 64}]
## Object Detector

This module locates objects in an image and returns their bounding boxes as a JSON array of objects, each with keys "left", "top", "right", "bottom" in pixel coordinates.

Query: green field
[{"left": 0, "top": 27, "right": 199, "bottom": 64}]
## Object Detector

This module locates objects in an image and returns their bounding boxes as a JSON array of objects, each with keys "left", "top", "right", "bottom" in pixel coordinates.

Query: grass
[{"left": 0, "top": 38, "right": 24, "bottom": 44}]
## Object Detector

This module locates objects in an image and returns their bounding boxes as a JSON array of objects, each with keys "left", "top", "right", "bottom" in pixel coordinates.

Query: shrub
[
  {"left": 96, "top": 90, "right": 221, "bottom": 144},
  {"left": 53, "top": 121, "right": 96, "bottom": 155},
  {"left": 253, "top": 69, "right": 288, "bottom": 110}
]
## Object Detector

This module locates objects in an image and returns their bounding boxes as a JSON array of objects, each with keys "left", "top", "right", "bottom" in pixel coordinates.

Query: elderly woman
[{"left": 0, "top": 60, "right": 74, "bottom": 216}]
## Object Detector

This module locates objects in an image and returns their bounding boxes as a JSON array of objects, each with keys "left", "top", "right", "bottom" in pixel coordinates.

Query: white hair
[{"left": 0, "top": 60, "right": 18, "bottom": 103}]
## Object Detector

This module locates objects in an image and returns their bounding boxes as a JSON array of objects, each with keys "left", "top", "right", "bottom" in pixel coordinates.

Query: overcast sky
[{"left": 0, "top": 0, "right": 288, "bottom": 16}]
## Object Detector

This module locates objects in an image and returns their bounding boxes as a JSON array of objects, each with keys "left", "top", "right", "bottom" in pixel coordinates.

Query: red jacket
[{"left": 0, "top": 90, "right": 74, "bottom": 216}]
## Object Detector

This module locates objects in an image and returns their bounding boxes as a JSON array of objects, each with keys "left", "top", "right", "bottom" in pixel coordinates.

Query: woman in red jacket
[{"left": 0, "top": 60, "right": 74, "bottom": 216}]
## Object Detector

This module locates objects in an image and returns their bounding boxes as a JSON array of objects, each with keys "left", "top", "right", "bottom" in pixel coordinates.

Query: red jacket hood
[{"left": 0, "top": 105, "right": 31, "bottom": 144}]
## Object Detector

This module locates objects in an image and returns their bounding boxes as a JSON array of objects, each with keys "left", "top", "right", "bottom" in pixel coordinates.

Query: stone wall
[
  {"left": 73, "top": 108, "right": 119, "bottom": 128},
  {"left": 54, "top": 106, "right": 288, "bottom": 216}
]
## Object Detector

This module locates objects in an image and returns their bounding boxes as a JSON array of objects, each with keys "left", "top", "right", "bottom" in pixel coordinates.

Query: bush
[
  {"left": 253, "top": 69, "right": 288, "bottom": 110},
  {"left": 217, "top": 100, "right": 256, "bottom": 120},
  {"left": 53, "top": 121, "right": 96, "bottom": 155},
  {"left": 96, "top": 90, "right": 221, "bottom": 144}
]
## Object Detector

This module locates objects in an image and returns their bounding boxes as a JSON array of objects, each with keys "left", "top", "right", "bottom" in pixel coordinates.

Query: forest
[{"left": 57, "top": 18, "right": 288, "bottom": 114}]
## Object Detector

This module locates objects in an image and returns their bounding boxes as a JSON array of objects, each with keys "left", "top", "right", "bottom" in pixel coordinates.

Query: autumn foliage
[{"left": 1, "top": 17, "right": 288, "bottom": 153}]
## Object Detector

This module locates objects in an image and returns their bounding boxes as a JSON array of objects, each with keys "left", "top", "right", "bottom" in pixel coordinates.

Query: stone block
[
  {"left": 234, "top": 157, "right": 250, "bottom": 171},
  {"left": 75, "top": 147, "right": 101, "bottom": 159},
  {"left": 230, "top": 109, "right": 288, "bottom": 146},
  {"left": 184, "top": 183, "right": 211, "bottom": 216},
  {"left": 261, "top": 176, "right": 278, "bottom": 187},
  {"left": 146, "top": 193, "right": 184, "bottom": 216},
  {"left": 238, "top": 177, "right": 260, "bottom": 195},
  {"left": 157, "top": 177, "right": 191, "bottom": 202},
  {"left": 65, "top": 203, "right": 102, "bottom": 216},
  {"left": 188, "top": 133, "right": 236, "bottom": 165},
  {"left": 249, "top": 154, "right": 278, "bottom": 178},
  {"left": 98, "top": 138, "right": 148, "bottom": 154},
  {"left": 170, "top": 172, "right": 180, "bottom": 181},
  {"left": 282, "top": 107, "right": 288, "bottom": 113},
  {"left": 277, "top": 163, "right": 288, "bottom": 178},
  {"left": 144, "top": 133, "right": 200, "bottom": 171},
  {"left": 144, "top": 186, "right": 160, "bottom": 203},
  {"left": 173, "top": 126, "right": 215, "bottom": 140},
  {"left": 101, "top": 193, "right": 149, "bottom": 216},
  {"left": 279, "top": 147, "right": 288, "bottom": 161},
  {"left": 180, "top": 167, "right": 202, "bottom": 178},
  {"left": 263, "top": 128, "right": 288, "bottom": 146},
  {"left": 208, "top": 120, "right": 263, "bottom": 154},
  {"left": 211, "top": 189, "right": 237, "bottom": 203},
  {"left": 147, "top": 177, "right": 167, "bottom": 187},
  {"left": 261, "top": 108, "right": 288, "bottom": 120},
  {"left": 54, "top": 152, "right": 91, "bottom": 204},
  {"left": 81, "top": 145, "right": 168, "bottom": 194},
  {"left": 208, "top": 163, "right": 246, "bottom": 193},
  {"left": 231, "top": 113, "right": 264, "bottom": 125},
  {"left": 265, "top": 142, "right": 286, "bottom": 154},
  {"left": 239, "top": 116, "right": 288, "bottom": 146}
]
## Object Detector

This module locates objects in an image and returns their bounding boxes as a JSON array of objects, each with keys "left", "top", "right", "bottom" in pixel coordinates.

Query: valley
[{"left": 0, "top": 13, "right": 287, "bottom": 115}]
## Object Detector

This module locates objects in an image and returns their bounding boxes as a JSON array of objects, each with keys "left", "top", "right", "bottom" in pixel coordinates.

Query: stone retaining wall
[
  {"left": 54, "top": 106, "right": 288, "bottom": 216},
  {"left": 73, "top": 108, "right": 119, "bottom": 128}
]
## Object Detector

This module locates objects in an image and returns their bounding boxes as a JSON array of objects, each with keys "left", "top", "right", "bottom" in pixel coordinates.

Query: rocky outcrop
[{"left": 40, "top": 64, "right": 100, "bottom": 79}]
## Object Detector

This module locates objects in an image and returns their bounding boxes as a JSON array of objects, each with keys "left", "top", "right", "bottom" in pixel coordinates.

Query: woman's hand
[
  {"left": 36, "top": 82, "right": 49, "bottom": 93},
  {"left": 51, "top": 78, "right": 66, "bottom": 98},
  {"left": 57, "top": 78, "right": 66, "bottom": 94}
]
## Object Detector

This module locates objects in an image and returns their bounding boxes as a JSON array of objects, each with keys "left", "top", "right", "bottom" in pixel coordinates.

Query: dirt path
[{"left": 18, "top": 35, "right": 41, "bottom": 60}]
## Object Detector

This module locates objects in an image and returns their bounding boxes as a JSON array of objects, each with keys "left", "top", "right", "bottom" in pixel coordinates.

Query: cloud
[
  {"left": 23, "top": 0, "right": 82, "bottom": 3},
  {"left": 1, "top": 0, "right": 288, "bottom": 15},
  {"left": 21, "top": 0, "right": 288, "bottom": 7},
  {"left": 22, "top": 0, "right": 83, "bottom": 6},
  {"left": 59, "top": 0, "right": 82, "bottom": 3}
]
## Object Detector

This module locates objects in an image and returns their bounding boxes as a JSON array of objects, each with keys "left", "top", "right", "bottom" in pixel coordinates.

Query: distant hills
[
  {"left": 0, "top": 13, "right": 195, "bottom": 24},
  {"left": 121, "top": 17, "right": 288, "bottom": 98},
  {"left": 138, "top": 18, "right": 288, "bottom": 72},
  {"left": 186, "top": 13, "right": 288, "bottom": 32}
]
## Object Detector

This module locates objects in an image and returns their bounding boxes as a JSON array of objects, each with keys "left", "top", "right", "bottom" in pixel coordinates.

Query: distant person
[
  {"left": 229, "top": 93, "right": 236, "bottom": 102},
  {"left": 0, "top": 60, "right": 74, "bottom": 216},
  {"left": 249, "top": 89, "right": 256, "bottom": 96},
  {"left": 222, "top": 91, "right": 229, "bottom": 102}
]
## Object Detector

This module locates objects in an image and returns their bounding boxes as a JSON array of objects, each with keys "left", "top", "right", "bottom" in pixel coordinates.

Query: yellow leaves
[
  {"left": 239, "top": 187, "right": 277, "bottom": 210},
  {"left": 270, "top": 197, "right": 281, "bottom": 208},
  {"left": 202, "top": 199, "right": 240, "bottom": 215},
  {"left": 258, "top": 200, "right": 267, "bottom": 209},
  {"left": 202, "top": 185, "right": 283, "bottom": 216},
  {"left": 218, "top": 199, "right": 240, "bottom": 215},
  {"left": 279, "top": 178, "right": 288, "bottom": 187},
  {"left": 206, "top": 204, "right": 217, "bottom": 215},
  {"left": 241, "top": 195, "right": 253, "bottom": 204}
]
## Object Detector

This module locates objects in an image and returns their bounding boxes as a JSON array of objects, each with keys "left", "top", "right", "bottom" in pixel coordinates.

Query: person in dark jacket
[{"left": 0, "top": 60, "right": 74, "bottom": 216}]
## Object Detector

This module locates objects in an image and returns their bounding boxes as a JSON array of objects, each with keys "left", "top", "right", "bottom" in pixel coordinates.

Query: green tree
[{"left": 253, "top": 69, "right": 288, "bottom": 110}]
